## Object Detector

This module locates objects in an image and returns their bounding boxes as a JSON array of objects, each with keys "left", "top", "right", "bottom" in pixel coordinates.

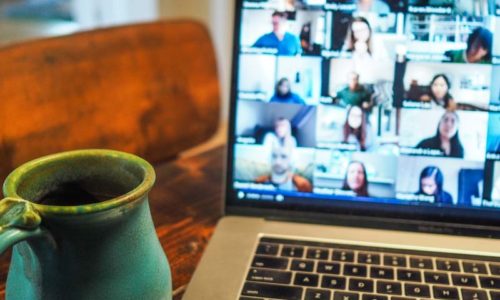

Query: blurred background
[{"left": 0, "top": 0, "right": 233, "bottom": 123}]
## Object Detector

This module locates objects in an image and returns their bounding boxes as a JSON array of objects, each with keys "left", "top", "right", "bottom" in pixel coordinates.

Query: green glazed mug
[{"left": 0, "top": 149, "right": 172, "bottom": 299}]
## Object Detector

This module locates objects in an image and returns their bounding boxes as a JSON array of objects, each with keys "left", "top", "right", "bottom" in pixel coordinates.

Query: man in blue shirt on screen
[{"left": 253, "top": 11, "right": 301, "bottom": 56}]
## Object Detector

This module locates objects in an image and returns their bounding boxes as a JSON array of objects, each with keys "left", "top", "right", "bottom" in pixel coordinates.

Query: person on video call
[
  {"left": 343, "top": 106, "right": 374, "bottom": 151},
  {"left": 342, "top": 17, "right": 390, "bottom": 81},
  {"left": 416, "top": 111, "right": 464, "bottom": 158},
  {"left": 255, "top": 144, "right": 312, "bottom": 192},
  {"left": 416, "top": 166, "right": 453, "bottom": 205},
  {"left": 263, "top": 117, "right": 298, "bottom": 149},
  {"left": 270, "top": 78, "right": 305, "bottom": 104},
  {"left": 336, "top": 72, "right": 372, "bottom": 109},
  {"left": 420, "top": 74, "right": 457, "bottom": 110},
  {"left": 342, "top": 161, "right": 369, "bottom": 197},
  {"left": 444, "top": 27, "right": 493, "bottom": 64},
  {"left": 253, "top": 11, "right": 301, "bottom": 56}
]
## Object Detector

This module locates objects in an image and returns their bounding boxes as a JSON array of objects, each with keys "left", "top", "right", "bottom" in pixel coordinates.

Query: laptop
[{"left": 184, "top": 0, "right": 500, "bottom": 299}]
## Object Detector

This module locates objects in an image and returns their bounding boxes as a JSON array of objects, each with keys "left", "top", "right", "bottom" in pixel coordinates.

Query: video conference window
[
  {"left": 314, "top": 149, "right": 397, "bottom": 198},
  {"left": 233, "top": 0, "right": 500, "bottom": 212},
  {"left": 398, "top": 62, "right": 493, "bottom": 110},
  {"left": 404, "top": 14, "right": 493, "bottom": 64},
  {"left": 238, "top": 54, "right": 322, "bottom": 104},
  {"left": 235, "top": 101, "right": 317, "bottom": 147},
  {"left": 396, "top": 156, "right": 484, "bottom": 207},
  {"left": 399, "top": 109, "right": 488, "bottom": 161},
  {"left": 316, "top": 105, "right": 397, "bottom": 153},
  {"left": 241, "top": 8, "right": 327, "bottom": 55},
  {"left": 234, "top": 144, "right": 315, "bottom": 193}
]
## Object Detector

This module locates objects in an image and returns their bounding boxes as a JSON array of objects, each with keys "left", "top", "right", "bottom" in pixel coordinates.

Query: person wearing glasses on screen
[
  {"left": 342, "top": 106, "right": 375, "bottom": 151},
  {"left": 253, "top": 11, "right": 302, "bottom": 56},
  {"left": 270, "top": 78, "right": 305, "bottom": 104},
  {"left": 416, "top": 111, "right": 464, "bottom": 158},
  {"left": 419, "top": 74, "right": 457, "bottom": 110},
  {"left": 444, "top": 27, "right": 493, "bottom": 64},
  {"left": 255, "top": 144, "right": 312, "bottom": 192},
  {"left": 341, "top": 161, "right": 369, "bottom": 197},
  {"left": 416, "top": 166, "right": 453, "bottom": 205}
]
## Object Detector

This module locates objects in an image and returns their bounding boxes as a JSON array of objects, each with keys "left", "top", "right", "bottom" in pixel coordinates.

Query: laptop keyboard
[{"left": 239, "top": 237, "right": 500, "bottom": 300}]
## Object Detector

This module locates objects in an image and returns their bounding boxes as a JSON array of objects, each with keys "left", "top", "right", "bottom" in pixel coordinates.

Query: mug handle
[{"left": 0, "top": 197, "right": 42, "bottom": 254}]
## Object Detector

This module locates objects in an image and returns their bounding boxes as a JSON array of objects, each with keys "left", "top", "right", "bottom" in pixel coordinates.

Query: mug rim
[{"left": 2, "top": 149, "right": 156, "bottom": 216}]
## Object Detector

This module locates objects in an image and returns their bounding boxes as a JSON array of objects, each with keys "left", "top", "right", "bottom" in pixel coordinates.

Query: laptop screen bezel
[{"left": 224, "top": 0, "right": 500, "bottom": 235}]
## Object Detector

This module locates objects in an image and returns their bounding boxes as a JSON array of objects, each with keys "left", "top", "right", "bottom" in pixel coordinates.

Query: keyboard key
[
  {"left": 246, "top": 268, "right": 292, "bottom": 284},
  {"left": 362, "top": 295, "right": 388, "bottom": 300},
  {"left": 424, "top": 271, "right": 449, "bottom": 284},
  {"left": 240, "top": 297, "right": 263, "bottom": 300},
  {"left": 332, "top": 250, "right": 355, "bottom": 262},
  {"left": 291, "top": 259, "right": 314, "bottom": 272},
  {"left": 307, "top": 248, "right": 329, "bottom": 260},
  {"left": 376, "top": 281, "right": 402, "bottom": 295},
  {"left": 384, "top": 255, "right": 406, "bottom": 267},
  {"left": 317, "top": 262, "right": 340, "bottom": 274},
  {"left": 404, "top": 283, "right": 430, "bottom": 298},
  {"left": 281, "top": 246, "right": 304, "bottom": 258},
  {"left": 241, "top": 282, "right": 303, "bottom": 300},
  {"left": 256, "top": 243, "right": 279, "bottom": 256},
  {"left": 321, "top": 275, "right": 346, "bottom": 290},
  {"left": 252, "top": 256, "right": 288, "bottom": 269},
  {"left": 436, "top": 259, "right": 460, "bottom": 272},
  {"left": 371, "top": 267, "right": 394, "bottom": 279},
  {"left": 409, "top": 257, "right": 433, "bottom": 269},
  {"left": 490, "top": 264, "right": 500, "bottom": 276},
  {"left": 491, "top": 291, "right": 500, "bottom": 300},
  {"left": 391, "top": 298, "right": 416, "bottom": 300},
  {"left": 463, "top": 261, "right": 488, "bottom": 274},
  {"left": 294, "top": 273, "right": 319, "bottom": 287},
  {"left": 334, "top": 292, "right": 359, "bottom": 300},
  {"left": 461, "top": 289, "right": 488, "bottom": 300},
  {"left": 433, "top": 286, "right": 459, "bottom": 299},
  {"left": 452, "top": 274, "right": 478, "bottom": 287},
  {"left": 397, "top": 269, "right": 421, "bottom": 282},
  {"left": 344, "top": 264, "right": 367, "bottom": 277},
  {"left": 479, "top": 276, "right": 500, "bottom": 289},
  {"left": 305, "top": 289, "right": 331, "bottom": 300},
  {"left": 349, "top": 278, "right": 374, "bottom": 292},
  {"left": 358, "top": 253, "right": 381, "bottom": 265}
]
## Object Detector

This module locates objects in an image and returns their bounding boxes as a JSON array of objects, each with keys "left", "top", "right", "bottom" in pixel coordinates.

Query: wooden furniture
[
  {"left": 0, "top": 20, "right": 220, "bottom": 182},
  {"left": 0, "top": 146, "right": 226, "bottom": 299}
]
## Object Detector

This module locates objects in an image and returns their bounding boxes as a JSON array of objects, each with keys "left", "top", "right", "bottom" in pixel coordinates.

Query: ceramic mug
[{"left": 0, "top": 149, "right": 171, "bottom": 299}]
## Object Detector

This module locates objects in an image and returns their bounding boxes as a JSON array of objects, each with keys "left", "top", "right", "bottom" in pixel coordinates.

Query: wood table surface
[{"left": 0, "top": 145, "right": 225, "bottom": 300}]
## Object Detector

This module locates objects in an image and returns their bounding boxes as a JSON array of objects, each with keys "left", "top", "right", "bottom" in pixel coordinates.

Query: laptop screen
[{"left": 228, "top": 0, "right": 500, "bottom": 225}]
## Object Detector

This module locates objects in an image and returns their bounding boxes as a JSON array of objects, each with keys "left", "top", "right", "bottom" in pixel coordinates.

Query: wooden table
[{"left": 0, "top": 145, "right": 225, "bottom": 300}]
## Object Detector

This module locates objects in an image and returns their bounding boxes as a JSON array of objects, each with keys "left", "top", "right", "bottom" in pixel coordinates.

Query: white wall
[{"left": 160, "top": 0, "right": 234, "bottom": 121}]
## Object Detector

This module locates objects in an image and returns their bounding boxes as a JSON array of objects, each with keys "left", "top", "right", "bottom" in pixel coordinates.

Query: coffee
[{"left": 38, "top": 181, "right": 128, "bottom": 206}]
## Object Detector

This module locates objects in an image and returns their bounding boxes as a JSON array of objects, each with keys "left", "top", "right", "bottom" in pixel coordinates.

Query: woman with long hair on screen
[
  {"left": 263, "top": 117, "right": 297, "bottom": 150},
  {"left": 420, "top": 74, "right": 457, "bottom": 110},
  {"left": 416, "top": 166, "right": 453, "bottom": 205},
  {"left": 343, "top": 105, "right": 374, "bottom": 151},
  {"left": 343, "top": 16, "right": 373, "bottom": 58},
  {"left": 342, "top": 161, "right": 369, "bottom": 197},
  {"left": 416, "top": 111, "right": 464, "bottom": 158}
]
